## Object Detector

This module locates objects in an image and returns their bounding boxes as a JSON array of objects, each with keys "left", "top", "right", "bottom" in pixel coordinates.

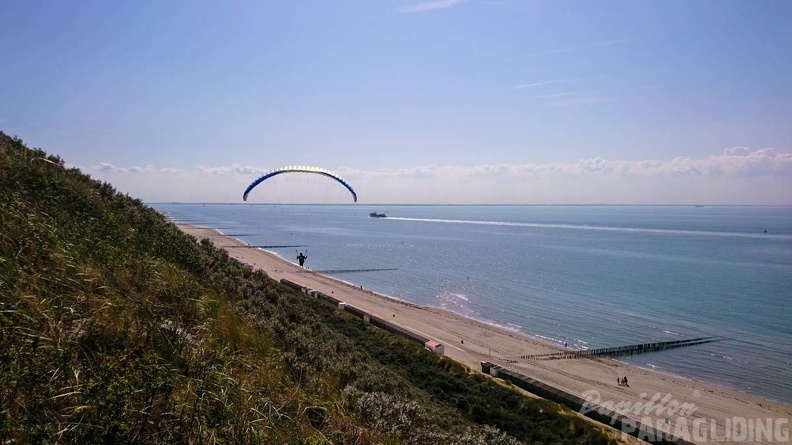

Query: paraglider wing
[{"left": 243, "top": 165, "right": 357, "bottom": 202}]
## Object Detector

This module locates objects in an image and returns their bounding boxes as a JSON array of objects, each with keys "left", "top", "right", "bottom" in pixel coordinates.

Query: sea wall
[
  {"left": 367, "top": 314, "right": 429, "bottom": 346},
  {"left": 280, "top": 278, "right": 431, "bottom": 348},
  {"left": 482, "top": 362, "right": 695, "bottom": 445},
  {"left": 280, "top": 278, "right": 305, "bottom": 293}
]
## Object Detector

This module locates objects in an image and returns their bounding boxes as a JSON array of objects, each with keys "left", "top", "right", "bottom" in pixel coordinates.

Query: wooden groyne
[
  {"left": 222, "top": 244, "right": 308, "bottom": 248},
  {"left": 521, "top": 337, "right": 722, "bottom": 361},
  {"left": 303, "top": 268, "right": 400, "bottom": 274}
]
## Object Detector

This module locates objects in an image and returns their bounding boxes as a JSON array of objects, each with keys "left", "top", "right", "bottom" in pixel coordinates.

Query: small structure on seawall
[{"left": 425, "top": 340, "right": 444, "bottom": 355}]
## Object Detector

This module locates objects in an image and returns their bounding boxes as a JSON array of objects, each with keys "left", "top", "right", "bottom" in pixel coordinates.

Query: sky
[{"left": 1, "top": 0, "right": 791, "bottom": 204}]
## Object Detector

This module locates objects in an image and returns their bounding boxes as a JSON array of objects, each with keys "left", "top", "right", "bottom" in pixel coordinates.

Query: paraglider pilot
[{"left": 297, "top": 251, "right": 307, "bottom": 267}]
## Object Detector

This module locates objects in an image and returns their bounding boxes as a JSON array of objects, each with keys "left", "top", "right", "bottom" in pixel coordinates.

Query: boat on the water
[{"left": 369, "top": 212, "right": 386, "bottom": 218}]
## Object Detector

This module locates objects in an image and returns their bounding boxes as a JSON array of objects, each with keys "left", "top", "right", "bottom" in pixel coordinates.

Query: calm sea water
[{"left": 152, "top": 203, "right": 792, "bottom": 405}]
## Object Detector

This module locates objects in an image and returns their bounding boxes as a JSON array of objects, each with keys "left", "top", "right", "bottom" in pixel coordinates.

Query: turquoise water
[{"left": 153, "top": 204, "right": 792, "bottom": 405}]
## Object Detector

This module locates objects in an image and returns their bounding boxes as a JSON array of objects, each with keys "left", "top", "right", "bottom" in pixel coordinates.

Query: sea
[{"left": 151, "top": 203, "right": 792, "bottom": 405}]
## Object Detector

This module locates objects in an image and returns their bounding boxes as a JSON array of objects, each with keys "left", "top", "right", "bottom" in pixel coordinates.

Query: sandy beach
[{"left": 180, "top": 224, "right": 791, "bottom": 444}]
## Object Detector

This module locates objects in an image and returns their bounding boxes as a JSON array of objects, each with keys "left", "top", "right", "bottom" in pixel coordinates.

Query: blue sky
[{"left": 2, "top": 0, "right": 791, "bottom": 204}]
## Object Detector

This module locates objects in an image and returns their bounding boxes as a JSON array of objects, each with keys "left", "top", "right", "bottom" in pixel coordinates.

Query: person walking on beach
[{"left": 297, "top": 251, "right": 307, "bottom": 267}]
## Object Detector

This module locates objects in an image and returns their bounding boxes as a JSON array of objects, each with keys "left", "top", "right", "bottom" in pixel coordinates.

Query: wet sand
[{"left": 180, "top": 224, "right": 791, "bottom": 444}]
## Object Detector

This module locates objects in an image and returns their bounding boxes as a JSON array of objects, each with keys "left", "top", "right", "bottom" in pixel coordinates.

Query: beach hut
[
  {"left": 424, "top": 340, "right": 445, "bottom": 355},
  {"left": 488, "top": 364, "right": 503, "bottom": 378}
]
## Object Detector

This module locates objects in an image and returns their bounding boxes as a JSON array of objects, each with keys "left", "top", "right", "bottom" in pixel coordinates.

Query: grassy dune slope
[{"left": 0, "top": 132, "right": 616, "bottom": 445}]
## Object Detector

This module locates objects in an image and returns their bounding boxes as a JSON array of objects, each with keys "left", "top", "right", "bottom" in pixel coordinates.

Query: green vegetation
[{"left": 0, "top": 131, "right": 617, "bottom": 444}]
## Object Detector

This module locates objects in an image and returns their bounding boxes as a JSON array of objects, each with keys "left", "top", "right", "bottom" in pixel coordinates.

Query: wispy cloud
[
  {"left": 399, "top": 0, "right": 463, "bottom": 13},
  {"left": 510, "top": 38, "right": 636, "bottom": 60},
  {"left": 512, "top": 76, "right": 603, "bottom": 90},
  {"left": 512, "top": 76, "right": 593, "bottom": 90},
  {"left": 512, "top": 80, "right": 560, "bottom": 90},
  {"left": 529, "top": 92, "right": 578, "bottom": 99},
  {"left": 515, "top": 90, "right": 606, "bottom": 106}
]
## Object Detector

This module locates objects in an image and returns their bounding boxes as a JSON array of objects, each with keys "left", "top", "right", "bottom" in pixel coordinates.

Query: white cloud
[
  {"left": 724, "top": 147, "right": 753, "bottom": 156},
  {"left": 399, "top": 0, "right": 462, "bottom": 13},
  {"left": 87, "top": 162, "right": 185, "bottom": 174},
  {"left": 92, "top": 162, "right": 120, "bottom": 172},
  {"left": 80, "top": 147, "right": 792, "bottom": 205},
  {"left": 196, "top": 164, "right": 266, "bottom": 175}
]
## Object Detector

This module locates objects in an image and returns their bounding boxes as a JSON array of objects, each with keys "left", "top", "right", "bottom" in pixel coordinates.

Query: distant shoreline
[{"left": 177, "top": 222, "right": 791, "bottom": 444}]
